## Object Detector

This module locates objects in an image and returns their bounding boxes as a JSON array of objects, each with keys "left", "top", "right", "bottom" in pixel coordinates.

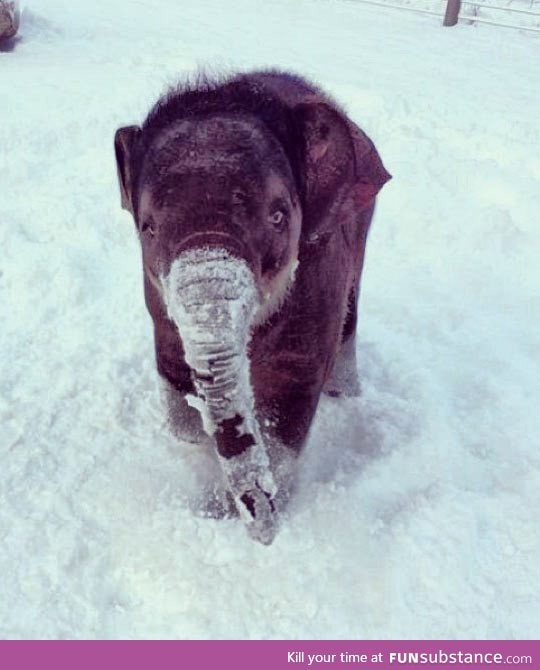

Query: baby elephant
[{"left": 114, "top": 70, "right": 390, "bottom": 544}]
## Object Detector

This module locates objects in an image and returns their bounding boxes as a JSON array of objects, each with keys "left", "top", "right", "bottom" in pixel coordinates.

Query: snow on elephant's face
[{"left": 134, "top": 116, "right": 302, "bottom": 325}]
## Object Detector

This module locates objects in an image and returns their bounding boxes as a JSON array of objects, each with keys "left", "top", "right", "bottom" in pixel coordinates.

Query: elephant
[{"left": 114, "top": 70, "right": 391, "bottom": 544}]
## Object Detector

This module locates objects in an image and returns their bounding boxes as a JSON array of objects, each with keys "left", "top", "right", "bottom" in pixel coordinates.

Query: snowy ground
[{"left": 1, "top": 0, "right": 539, "bottom": 640}]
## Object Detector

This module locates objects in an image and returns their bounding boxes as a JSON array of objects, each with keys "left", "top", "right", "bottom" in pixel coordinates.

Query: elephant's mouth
[
  {"left": 161, "top": 247, "right": 279, "bottom": 544},
  {"left": 173, "top": 231, "right": 249, "bottom": 265}
]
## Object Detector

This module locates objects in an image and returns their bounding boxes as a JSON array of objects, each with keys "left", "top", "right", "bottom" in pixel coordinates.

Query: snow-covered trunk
[{"left": 162, "top": 248, "right": 278, "bottom": 544}]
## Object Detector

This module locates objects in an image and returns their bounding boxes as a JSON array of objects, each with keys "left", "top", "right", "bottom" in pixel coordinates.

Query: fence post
[{"left": 443, "top": 0, "right": 461, "bottom": 25}]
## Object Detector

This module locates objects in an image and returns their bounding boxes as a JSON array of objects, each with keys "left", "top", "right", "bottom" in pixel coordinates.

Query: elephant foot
[{"left": 193, "top": 487, "right": 238, "bottom": 520}]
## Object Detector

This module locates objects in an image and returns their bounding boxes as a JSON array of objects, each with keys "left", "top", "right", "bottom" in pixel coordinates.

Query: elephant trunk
[{"left": 162, "top": 247, "right": 278, "bottom": 544}]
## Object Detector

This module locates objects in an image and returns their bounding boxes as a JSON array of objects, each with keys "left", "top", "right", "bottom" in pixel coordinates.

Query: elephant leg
[
  {"left": 323, "top": 287, "right": 360, "bottom": 397},
  {"left": 159, "top": 374, "right": 238, "bottom": 520},
  {"left": 257, "top": 376, "right": 323, "bottom": 509},
  {"left": 158, "top": 375, "right": 211, "bottom": 445}
]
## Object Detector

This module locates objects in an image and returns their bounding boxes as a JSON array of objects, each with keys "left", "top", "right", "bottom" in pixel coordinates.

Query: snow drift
[{"left": 0, "top": 0, "right": 539, "bottom": 639}]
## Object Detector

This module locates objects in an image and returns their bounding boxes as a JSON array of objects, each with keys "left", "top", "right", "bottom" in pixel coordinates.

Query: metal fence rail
[
  {"left": 456, "top": 0, "right": 540, "bottom": 32},
  {"left": 346, "top": 0, "right": 540, "bottom": 32},
  {"left": 344, "top": 0, "right": 445, "bottom": 17},
  {"left": 461, "top": 1, "right": 540, "bottom": 16},
  {"left": 458, "top": 15, "right": 540, "bottom": 31}
]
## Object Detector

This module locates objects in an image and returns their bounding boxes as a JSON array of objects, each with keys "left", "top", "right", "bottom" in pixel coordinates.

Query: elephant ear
[
  {"left": 295, "top": 101, "right": 391, "bottom": 235},
  {"left": 114, "top": 125, "right": 141, "bottom": 215},
  {"left": 348, "top": 120, "right": 392, "bottom": 209}
]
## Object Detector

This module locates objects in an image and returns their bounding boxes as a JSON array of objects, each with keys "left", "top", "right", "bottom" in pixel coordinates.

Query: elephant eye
[
  {"left": 232, "top": 189, "right": 248, "bottom": 206},
  {"left": 268, "top": 207, "right": 288, "bottom": 232},
  {"left": 141, "top": 217, "right": 156, "bottom": 236}
]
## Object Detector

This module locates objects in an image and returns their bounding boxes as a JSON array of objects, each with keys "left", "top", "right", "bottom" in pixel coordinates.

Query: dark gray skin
[{"left": 114, "top": 70, "right": 390, "bottom": 544}]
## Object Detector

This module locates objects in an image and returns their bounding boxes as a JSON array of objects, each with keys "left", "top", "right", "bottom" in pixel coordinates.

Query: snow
[{"left": 1, "top": 0, "right": 539, "bottom": 640}]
